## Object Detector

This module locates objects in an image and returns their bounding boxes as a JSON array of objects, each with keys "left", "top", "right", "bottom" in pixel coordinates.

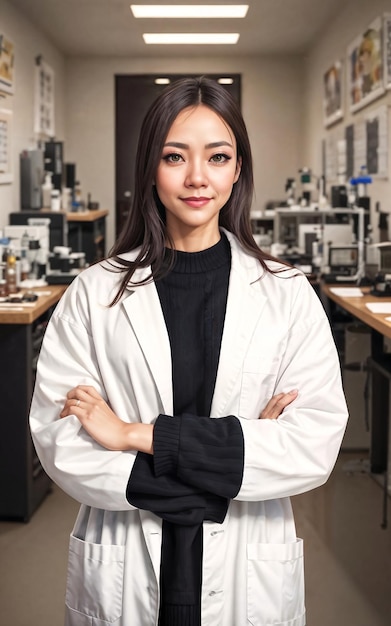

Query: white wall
[
  {"left": 0, "top": 0, "right": 66, "bottom": 234},
  {"left": 64, "top": 55, "right": 304, "bottom": 250},
  {"left": 303, "top": 0, "right": 391, "bottom": 242}
]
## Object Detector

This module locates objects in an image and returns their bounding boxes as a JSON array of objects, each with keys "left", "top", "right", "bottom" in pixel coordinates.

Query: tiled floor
[
  {"left": 0, "top": 452, "right": 390, "bottom": 625},
  {"left": 293, "top": 453, "right": 391, "bottom": 625}
]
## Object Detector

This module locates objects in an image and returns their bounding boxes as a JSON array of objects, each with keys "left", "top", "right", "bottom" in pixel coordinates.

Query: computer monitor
[
  {"left": 9, "top": 211, "right": 68, "bottom": 250},
  {"left": 328, "top": 246, "right": 358, "bottom": 274},
  {"left": 376, "top": 244, "right": 391, "bottom": 274}
]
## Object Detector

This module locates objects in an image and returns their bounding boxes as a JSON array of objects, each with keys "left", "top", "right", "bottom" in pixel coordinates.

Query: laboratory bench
[
  {"left": 0, "top": 285, "right": 67, "bottom": 521},
  {"left": 321, "top": 283, "right": 391, "bottom": 528}
]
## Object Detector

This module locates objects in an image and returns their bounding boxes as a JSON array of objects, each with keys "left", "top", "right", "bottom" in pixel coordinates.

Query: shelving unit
[
  {"left": 67, "top": 209, "right": 108, "bottom": 264},
  {"left": 273, "top": 207, "right": 356, "bottom": 246}
]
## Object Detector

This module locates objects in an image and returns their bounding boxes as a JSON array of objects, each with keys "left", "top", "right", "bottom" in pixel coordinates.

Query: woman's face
[{"left": 155, "top": 104, "right": 241, "bottom": 250}]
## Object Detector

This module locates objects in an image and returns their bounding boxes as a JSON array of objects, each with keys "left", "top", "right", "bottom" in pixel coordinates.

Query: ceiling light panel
[
  {"left": 131, "top": 5, "right": 249, "bottom": 19},
  {"left": 143, "top": 33, "right": 240, "bottom": 44},
  {"left": 217, "top": 78, "right": 234, "bottom": 84}
]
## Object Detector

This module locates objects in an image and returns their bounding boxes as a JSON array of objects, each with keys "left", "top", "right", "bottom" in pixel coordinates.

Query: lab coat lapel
[
  {"left": 211, "top": 236, "right": 267, "bottom": 416},
  {"left": 122, "top": 278, "right": 173, "bottom": 415}
]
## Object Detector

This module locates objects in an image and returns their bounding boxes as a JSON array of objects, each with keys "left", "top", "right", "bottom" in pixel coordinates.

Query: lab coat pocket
[
  {"left": 247, "top": 539, "right": 305, "bottom": 626},
  {"left": 65, "top": 534, "right": 125, "bottom": 624}
]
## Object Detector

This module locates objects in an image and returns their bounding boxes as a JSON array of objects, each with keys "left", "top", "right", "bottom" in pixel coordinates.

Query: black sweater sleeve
[
  {"left": 126, "top": 412, "right": 244, "bottom": 524},
  {"left": 153, "top": 413, "right": 245, "bottom": 499},
  {"left": 127, "top": 451, "right": 229, "bottom": 525}
]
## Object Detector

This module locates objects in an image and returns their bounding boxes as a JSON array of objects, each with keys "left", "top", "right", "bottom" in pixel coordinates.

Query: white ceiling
[{"left": 11, "top": 0, "right": 343, "bottom": 58}]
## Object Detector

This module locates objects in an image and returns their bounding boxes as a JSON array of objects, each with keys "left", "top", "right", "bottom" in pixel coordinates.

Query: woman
[{"left": 30, "top": 77, "right": 348, "bottom": 626}]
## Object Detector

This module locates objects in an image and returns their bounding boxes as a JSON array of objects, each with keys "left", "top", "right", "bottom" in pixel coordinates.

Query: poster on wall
[
  {"left": 353, "top": 119, "right": 366, "bottom": 177},
  {"left": 0, "top": 108, "right": 13, "bottom": 184},
  {"left": 365, "top": 104, "right": 388, "bottom": 178},
  {"left": 347, "top": 16, "right": 385, "bottom": 113},
  {"left": 384, "top": 13, "right": 391, "bottom": 89},
  {"left": 0, "top": 34, "right": 15, "bottom": 95},
  {"left": 341, "top": 105, "right": 388, "bottom": 180},
  {"left": 34, "top": 57, "right": 55, "bottom": 137},
  {"left": 323, "top": 60, "right": 343, "bottom": 127}
]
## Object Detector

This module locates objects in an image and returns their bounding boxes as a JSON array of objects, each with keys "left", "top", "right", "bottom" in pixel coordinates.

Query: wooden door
[{"left": 115, "top": 74, "right": 241, "bottom": 238}]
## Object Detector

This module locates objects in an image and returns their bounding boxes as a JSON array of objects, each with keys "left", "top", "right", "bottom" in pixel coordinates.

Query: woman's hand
[
  {"left": 259, "top": 389, "right": 298, "bottom": 420},
  {"left": 59, "top": 385, "right": 153, "bottom": 453}
]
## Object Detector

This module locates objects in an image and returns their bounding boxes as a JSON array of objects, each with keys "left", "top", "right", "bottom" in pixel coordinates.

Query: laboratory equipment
[
  {"left": 9, "top": 211, "right": 68, "bottom": 249},
  {"left": 4, "top": 224, "right": 50, "bottom": 279},
  {"left": 369, "top": 242, "right": 391, "bottom": 296},
  {"left": 322, "top": 223, "right": 354, "bottom": 266},
  {"left": 20, "top": 149, "right": 44, "bottom": 210},
  {"left": 4, "top": 224, "right": 49, "bottom": 254},
  {"left": 41, "top": 172, "right": 53, "bottom": 209},
  {"left": 298, "top": 168, "right": 313, "bottom": 206},
  {"left": 46, "top": 247, "right": 85, "bottom": 284},
  {"left": 285, "top": 178, "right": 296, "bottom": 206},
  {"left": 298, "top": 224, "right": 323, "bottom": 255},
  {"left": 65, "top": 162, "right": 76, "bottom": 192},
  {"left": 331, "top": 185, "right": 348, "bottom": 208},
  {"left": 44, "top": 139, "right": 64, "bottom": 191}
]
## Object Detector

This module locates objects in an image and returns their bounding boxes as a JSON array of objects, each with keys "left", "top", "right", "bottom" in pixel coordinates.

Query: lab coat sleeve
[
  {"left": 236, "top": 277, "right": 349, "bottom": 502},
  {"left": 29, "top": 283, "right": 135, "bottom": 512}
]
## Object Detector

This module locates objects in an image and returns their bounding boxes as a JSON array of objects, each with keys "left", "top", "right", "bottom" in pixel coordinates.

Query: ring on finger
[{"left": 76, "top": 399, "right": 81, "bottom": 407}]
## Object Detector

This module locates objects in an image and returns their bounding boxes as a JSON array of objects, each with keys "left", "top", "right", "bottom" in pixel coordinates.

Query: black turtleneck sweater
[{"left": 127, "top": 234, "right": 245, "bottom": 626}]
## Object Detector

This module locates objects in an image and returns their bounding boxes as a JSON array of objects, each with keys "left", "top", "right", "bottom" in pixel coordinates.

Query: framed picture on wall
[
  {"left": 34, "top": 58, "right": 55, "bottom": 137},
  {"left": 323, "top": 60, "right": 343, "bottom": 127},
  {"left": 0, "top": 34, "right": 15, "bottom": 95},
  {"left": 347, "top": 16, "right": 385, "bottom": 113},
  {"left": 384, "top": 13, "right": 391, "bottom": 89}
]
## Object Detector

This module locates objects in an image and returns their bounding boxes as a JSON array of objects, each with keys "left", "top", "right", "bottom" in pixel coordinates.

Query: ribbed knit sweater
[{"left": 127, "top": 234, "right": 245, "bottom": 625}]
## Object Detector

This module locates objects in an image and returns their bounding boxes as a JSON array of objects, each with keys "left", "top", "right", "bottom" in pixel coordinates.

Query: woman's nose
[{"left": 185, "top": 160, "right": 208, "bottom": 187}]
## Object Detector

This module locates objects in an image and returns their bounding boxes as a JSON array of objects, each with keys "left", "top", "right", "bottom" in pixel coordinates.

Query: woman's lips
[{"left": 181, "top": 196, "right": 211, "bottom": 208}]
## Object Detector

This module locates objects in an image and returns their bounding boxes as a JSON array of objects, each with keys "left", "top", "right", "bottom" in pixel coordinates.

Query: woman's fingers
[
  {"left": 59, "top": 385, "right": 153, "bottom": 452},
  {"left": 60, "top": 386, "right": 97, "bottom": 417},
  {"left": 66, "top": 385, "right": 102, "bottom": 402},
  {"left": 259, "top": 389, "right": 298, "bottom": 420},
  {"left": 59, "top": 385, "right": 133, "bottom": 450},
  {"left": 60, "top": 385, "right": 104, "bottom": 417}
]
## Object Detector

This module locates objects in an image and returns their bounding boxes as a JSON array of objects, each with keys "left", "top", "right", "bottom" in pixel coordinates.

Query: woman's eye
[
  {"left": 210, "top": 153, "right": 231, "bottom": 164},
  {"left": 163, "top": 153, "right": 183, "bottom": 163}
]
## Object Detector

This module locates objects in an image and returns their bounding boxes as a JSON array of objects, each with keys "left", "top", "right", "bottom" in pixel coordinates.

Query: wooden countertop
[
  {"left": 37, "top": 208, "right": 108, "bottom": 222},
  {"left": 66, "top": 209, "right": 108, "bottom": 222},
  {"left": 0, "top": 285, "right": 67, "bottom": 325},
  {"left": 321, "top": 283, "right": 391, "bottom": 339}
]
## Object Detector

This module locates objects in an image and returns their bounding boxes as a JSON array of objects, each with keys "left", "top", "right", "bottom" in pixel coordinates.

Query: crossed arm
[{"left": 59, "top": 385, "right": 298, "bottom": 453}]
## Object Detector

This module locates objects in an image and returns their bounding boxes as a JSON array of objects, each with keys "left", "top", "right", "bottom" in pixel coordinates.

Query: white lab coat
[{"left": 30, "top": 229, "right": 348, "bottom": 626}]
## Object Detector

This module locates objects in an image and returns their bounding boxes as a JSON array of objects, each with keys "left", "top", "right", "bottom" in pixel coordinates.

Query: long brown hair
[{"left": 108, "top": 76, "right": 282, "bottom": 305}]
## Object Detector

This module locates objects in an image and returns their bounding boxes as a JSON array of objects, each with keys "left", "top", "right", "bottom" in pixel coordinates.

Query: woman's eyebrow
[
  {"left": 206, "top": 141, "right": 233, "bottom": 149},
  {"left": 163, "top": 141, "right": 188, "bottom": 149},
  {"left": 163, "top": 140, "right": 233, "bottom": 149}
]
